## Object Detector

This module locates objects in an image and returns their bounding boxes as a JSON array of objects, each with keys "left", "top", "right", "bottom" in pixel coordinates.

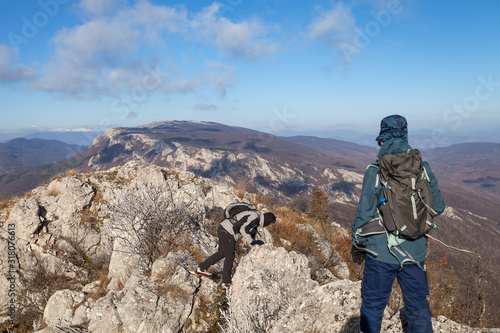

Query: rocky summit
[{"left": 1, "top": 162, "right": 498, "bottom": 332}]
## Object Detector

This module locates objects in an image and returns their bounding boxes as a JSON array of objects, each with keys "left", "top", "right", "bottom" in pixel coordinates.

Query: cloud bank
[{"left": 28, "top": 1, "right": 277, "bottom": 98}]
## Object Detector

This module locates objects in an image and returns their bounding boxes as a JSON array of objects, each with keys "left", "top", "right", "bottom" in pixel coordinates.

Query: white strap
[
  {"left": 417, "top": 191, "right": 439, "bottom": 216},
  {"left": 423, "top": 166, "right": 431, "bottom": 183},
  {"left": 411, "top": 194, "right": 418, "bottom": 219}
]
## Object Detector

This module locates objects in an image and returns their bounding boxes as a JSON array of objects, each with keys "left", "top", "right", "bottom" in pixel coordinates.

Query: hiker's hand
[
  {"left": 251, "top": 240, "right": 264, "bottom": 246},
  {"left": 351, "top": 244, "right": 366, "bottom": 265}
]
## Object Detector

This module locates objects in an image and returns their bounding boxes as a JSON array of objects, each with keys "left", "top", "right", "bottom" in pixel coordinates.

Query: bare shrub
[
  {"left": 448, "top": 258, "right": 487, "bottom": 327},
  {"left": 107, "top": 178, "right": 200, "bottom": 269},
  {"left": 308, "top": 188, "right": 329, "bottom": 232},
  {"left": 205, "top": 206, "right": 225, "bottom": 236},
  {"left": 427, "top": 253, "right": 459, "bottom": 317},
  {"left": 218, "top": 289, "right": 280, "bottom": 333},
  {"left": 17, "top": 255, "right": 78, "bottom": 315}
]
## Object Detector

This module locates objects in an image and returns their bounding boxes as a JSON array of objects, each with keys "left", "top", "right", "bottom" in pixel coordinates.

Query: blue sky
[{"left": 1, "top": 0, "right": 499, "bottom": 143}]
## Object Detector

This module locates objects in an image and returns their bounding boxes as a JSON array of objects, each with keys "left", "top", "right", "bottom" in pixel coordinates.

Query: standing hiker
[
  {"left": 196, "top": 202, "right": 276, "bottom": 290},
  {"left": 351, "top": 115, "right": 445, "bottom": 333}
]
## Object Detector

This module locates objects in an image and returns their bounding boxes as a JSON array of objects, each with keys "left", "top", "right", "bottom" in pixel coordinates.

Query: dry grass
[
  {"left": 252, "top": 192, "right": 275, "bottom": 209},
  {"left": 179, "top": 245, "right": 207, "bottom": 265},
  {"left": 0, "top": 199, "right": 9, "bottom": 211},
  {"left": 266, "top": 206, "right": 316, "bottom": 255},
  {"left": 90, "top": 271, "right": 112, "bottom": 301},
  {"left": 48, "top": 188, "right": 60, "bottom": 197},
  {"left": 64, "top": 169, "right": 78, "bottom": 178},
  {"left": 0, "top": 198, "right": 18, "bottom": 224},
  {"left": 205, "top": 206, "right": 224, "bottom": 236},
  {"left": 155, "top": 284, "right": 188, "bottom": 299},
  {"left": 235, "top": 181, "right": 248, "bottom": 199},
  {"left": 114, "top": 266, "right": 134, "bottom": 291},
  {"left": 80, "top": 206, "right": 101, "bottom": 232},
  {"left": 49, "top": 167, "right": 78, "bottom": 183},
  {"left": 92, "top": 189, "right": 104, "bottom": 205}
]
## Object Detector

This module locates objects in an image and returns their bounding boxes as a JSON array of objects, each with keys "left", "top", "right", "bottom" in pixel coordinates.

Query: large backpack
[
  {"left": 376, "top": 149, "right": 437, "bottom": 239},
  {"left": 224, "top": 202, "right": 257, "bottom": 221},
  {"left": 223, "top": 202, "right": 258, "bottom": 236}
]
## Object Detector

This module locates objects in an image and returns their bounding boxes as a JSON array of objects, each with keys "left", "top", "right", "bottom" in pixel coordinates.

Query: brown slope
[
  {"left": 424, "top": 142, "right": 500, "bottom": 200},
  {"left": 283, "top": 135, "right": 377, "bottom": 167}
]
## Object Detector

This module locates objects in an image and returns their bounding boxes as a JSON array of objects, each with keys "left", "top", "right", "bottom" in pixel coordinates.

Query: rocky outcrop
[
  {"left": 0, "top": 162, "right": 497, "bottom": 332},
  {"left": 35, "top": 245, "right": 499, "bottom": 333}
]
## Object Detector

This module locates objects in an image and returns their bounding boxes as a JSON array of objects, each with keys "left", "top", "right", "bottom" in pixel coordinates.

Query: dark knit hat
[
  {"left": 263, "top": 212, "right": 276, "bottom": 227},
  {"left": 375, "top": 114, "right": 408, "bottom": 145}
]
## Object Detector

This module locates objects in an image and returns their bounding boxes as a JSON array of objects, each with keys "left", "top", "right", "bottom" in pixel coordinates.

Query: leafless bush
[
  {"left": 218, "top": 289, "right": 280, "bottom": 333},
  {"left": 17, "top": 255, "right": 77, "bottom": 315},
  {"left": 107, "top": 178, "right": 200, "bottom": 269}
]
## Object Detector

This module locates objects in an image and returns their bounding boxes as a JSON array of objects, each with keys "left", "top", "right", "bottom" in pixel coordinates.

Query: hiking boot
[
  {"left": 219, "top": 283, "right": 231, "bottom": 292},
  {"left": 195, "top": 268, "right": 212, "bottom": 277}
]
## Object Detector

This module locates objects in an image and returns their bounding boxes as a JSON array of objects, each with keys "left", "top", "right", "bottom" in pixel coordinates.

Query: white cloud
[
  {"left": 307, "top": 3, "right": 357, "bottom": 45},
  {"left": 0, "top": 45, "right": 37, "bottom": 82},
  {"left": 194, "top": 4, "right": 278, "bottom": 60},
  {"left": 308, "top": 1, "right": 406, "bottom": 63},
  {"left": 31, "top": 2, "right": 270, "bottom": 97}
]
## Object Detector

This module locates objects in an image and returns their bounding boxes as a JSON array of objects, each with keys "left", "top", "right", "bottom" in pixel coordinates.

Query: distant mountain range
[
  {"left": 0, "top": 138, "right": 87, "bottom": 176},
  {"left": 285, "top": 135, "right": 500, "bottom": 205},
  {"left": 278, "top": 128, "right": 500, "bottom": 148},
  {"left": 2, "top": 121, "right": 499, "bottom": 204},
  {"left": 0, "top": 130, "right": 102, "bottom": 145}
]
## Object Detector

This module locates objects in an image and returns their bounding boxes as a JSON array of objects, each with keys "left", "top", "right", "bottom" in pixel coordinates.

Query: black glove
[
  {"left": 351, "top": 244, "right": 366, "bottom": 265},
  {"left": 251, "top": 240, "right": 264, "bottom": 246}
]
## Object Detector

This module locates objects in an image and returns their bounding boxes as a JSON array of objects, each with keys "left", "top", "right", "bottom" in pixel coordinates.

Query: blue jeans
[{"left": 360, "top": 257, "right": 432, "bottom": 333}]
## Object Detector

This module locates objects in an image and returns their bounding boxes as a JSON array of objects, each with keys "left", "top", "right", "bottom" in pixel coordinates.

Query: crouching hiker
[
  {"left": 351, "top": 115, "right": 445, "bottom": 333},
  {"left": 196, "top": 202, "right": 276, "bottom": 290}
]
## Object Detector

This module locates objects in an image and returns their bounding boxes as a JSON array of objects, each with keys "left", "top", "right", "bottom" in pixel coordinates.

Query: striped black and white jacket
[{"left": 220, "top": 210, "right": 265, "bottom": 243}]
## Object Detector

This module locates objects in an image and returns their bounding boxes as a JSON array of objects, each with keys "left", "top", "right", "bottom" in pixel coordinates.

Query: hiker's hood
[
  {"left": 377, "top": 138, "right": 412, "bottom": 159},
  {"left": 375, "top": 115, "right": 408, "bottom": 145}
]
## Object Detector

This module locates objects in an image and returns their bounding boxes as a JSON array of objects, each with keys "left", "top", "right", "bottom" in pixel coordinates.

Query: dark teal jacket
[{"left": 352, "top": 138, "right": 445, "bottom": 265}]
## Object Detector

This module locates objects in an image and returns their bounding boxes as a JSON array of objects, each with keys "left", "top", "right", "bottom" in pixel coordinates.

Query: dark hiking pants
[
  {"left": 360, "top": 256, "right": 432, "bottom": 333},
  {"left": 199, "top": 225, "right": 235, "bottom": 284}
]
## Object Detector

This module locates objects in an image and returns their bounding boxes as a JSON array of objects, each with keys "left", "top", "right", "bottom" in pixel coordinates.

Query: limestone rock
[
  {"left": 43, "top": 290, "right": 90, "bottom": 327},
  {"left": 87, "top": 292, "right": 123, "bottom": 333},
  {"left": 2, "top": 162, "right": 495, "bottom": 333}
]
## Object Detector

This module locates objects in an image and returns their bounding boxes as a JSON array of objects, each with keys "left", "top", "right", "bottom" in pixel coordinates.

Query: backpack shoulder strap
[
  {"left": 366, "top": 164, "right": 381, "bottom": 189},
  {"left": 422, "top": 165, "right": 431, "bottom": 183}
]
